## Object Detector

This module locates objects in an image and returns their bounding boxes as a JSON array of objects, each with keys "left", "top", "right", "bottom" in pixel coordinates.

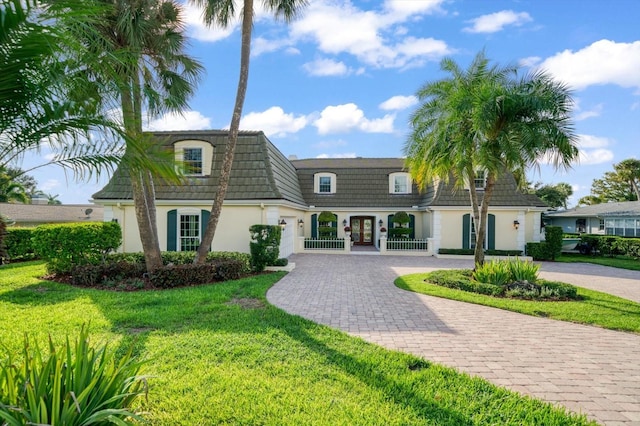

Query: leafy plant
[
  {"left": 544, "top": 226, "right": 564, "bottom": 260},
  {"left": 0, "top": 325, "right": 146, "bottom": 425},
  {"left": 5, "top": 228, "right": 37, "bottom": 261},
  {"left": 507, "top": 259, "right": 540, "bottom": 282},
  {"left": 473, "top": 260, "right": 511, "bottom": 286},
  {"left": 249, "top": 225, "right": 281, "bottom": 272}
]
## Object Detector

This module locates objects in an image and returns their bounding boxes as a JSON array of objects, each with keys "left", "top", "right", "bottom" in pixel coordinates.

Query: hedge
[
  {"left": 249, "top": 225, "right": 281, "bottom": 272},
  {"left": 438, "top": 248, "right": 523, "bottom": 256},
  {"left": 526, "top": 226, "right": 563, "bottom": 261},
  {"left": 32, "top": 222, "right": 122, "bottom": 274},
  {"left": 580, "top": 234, "right": 640, "bottom": 259},
  {"left": 4, "top": 228, "right": 37, "bottom": 261}
]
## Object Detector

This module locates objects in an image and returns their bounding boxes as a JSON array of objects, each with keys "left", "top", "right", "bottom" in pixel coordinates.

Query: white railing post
[
  {"left": 380, "top": 235, "right": 387, "bottom": 254},
  {"left": 427, "top": 238, "right": 434, "bottom": 256}
]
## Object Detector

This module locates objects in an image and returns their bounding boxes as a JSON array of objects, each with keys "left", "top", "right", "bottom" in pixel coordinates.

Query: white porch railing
[
  {"left": 380, "top": 236, "right": 433, "bottom": 256},
  {"left": 302, "top": 237, "right": 348, "bottom": 253}
]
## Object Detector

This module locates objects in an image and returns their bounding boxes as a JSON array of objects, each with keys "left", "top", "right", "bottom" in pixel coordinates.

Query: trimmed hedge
[
  {"left": 32, "top": 222, "right": 122, "bottom": 274},
  {"left": 0, "top": 216, "right": 6, "bottom": 263},
  {"left": 438, "top": 248, "right": 523, "bottom": 256},
  {"left": 5, "top": 228, "right": 37, "bottom": 261},
  {"left": 107, "top": 251, "right": 252, "bottom": 274},
  {"left": 526, "top": 226, "right": 563, "bottom": 261},
  {"left": 579, "top": 234, "right": 640, "bottom": 259}
]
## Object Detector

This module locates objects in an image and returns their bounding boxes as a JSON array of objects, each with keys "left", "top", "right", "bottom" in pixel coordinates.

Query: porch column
[{"left": 380, "top": 235, "right": 387, "bottom": 254}]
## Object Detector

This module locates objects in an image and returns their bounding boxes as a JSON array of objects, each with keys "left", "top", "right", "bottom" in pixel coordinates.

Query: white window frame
[
  {"left": 389, "top": 172, "right": 411, "bottom": 194},
  {"left": 174, "top": 140, "right": 212, "bottom": 176},
  {"left": 473, "top": 170, "right": 487, "bottom": 190},
  {"left": 182, "top": 147, "right": 203, "bottom": 176},
  {"left": 314, "top": 173, "right": 336, "bottom": 194},
  {"left": 177, "top": 208, "right": 201, "bottom": 251}
]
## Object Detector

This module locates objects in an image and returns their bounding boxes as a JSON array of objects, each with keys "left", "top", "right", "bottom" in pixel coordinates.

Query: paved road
[{"left": 267, "top": 254, "right": 640, "bottom": 425}]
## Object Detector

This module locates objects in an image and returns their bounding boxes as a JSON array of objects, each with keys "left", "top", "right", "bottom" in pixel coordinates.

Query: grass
[
  {"left": 396, "top": 271, "right": 640, "bottom": 333},
  {"left": 556, "top": 253, "right": 640, "bottom": 271},
  {"left": 0, "top": 261, "right": 596, "bottom": 425}
]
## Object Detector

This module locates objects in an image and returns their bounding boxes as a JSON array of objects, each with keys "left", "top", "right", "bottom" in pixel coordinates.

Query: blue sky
[{"left": 26, "top": 0, "right": 640, "bottom": 207}]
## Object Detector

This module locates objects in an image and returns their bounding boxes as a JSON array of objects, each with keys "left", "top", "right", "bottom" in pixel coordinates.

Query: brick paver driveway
[{"left": 267, "top": 254, "right": 640, "bottom": 425}]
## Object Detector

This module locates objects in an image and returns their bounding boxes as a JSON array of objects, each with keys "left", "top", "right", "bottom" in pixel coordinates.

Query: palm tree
[
  {"left": 405, "top": 52, "right": 578, "bottom": 265},
  {"left": 0, "top": 167, "right": 29, "bottom": 204},
  {"left": 190, "top": 0, "right": 307, "bottom": 264},
  {"left": 75, "top": 0, "right": 203, "bottom": 272},
  {"left": 1, "top": 0, "right": 124, "bottom": 182},
  {"left": 613, "top": 159, "right": 640, "bottom": 201}
]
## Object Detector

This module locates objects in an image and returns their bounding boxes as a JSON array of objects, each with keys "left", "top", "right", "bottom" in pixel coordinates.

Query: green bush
[
  {"left": 0, "top": 216, "right": 6, "bottom": 263},
  {"left": 507, "top": 259, "right": 540, "bottom": 282},
  {"left": 272, "top": 258, "right": 289, "bottom": 267},
  {"left": 32, "top": 222, "right": 122, "bottom": 274},
  {"left": 438, "top": 248, "right": 475, "bottom": 255},
  {"left": 149, "top": 264, "right": 218, "bottom": 288},
  {"left": 249, "top": 225, "right": 281, "bottom": 272},
  {"left": 70, "top": 261, "right": 147, "bottom": 287},
  {"left": 106, "top": 251, "right": 252, "bottom": 274},
  {"left": 526, "top": 242, "right": 553, "bottom": 260},
  {"left": 392, "top": 211, "right": 410, "bottom": 225},
  {"left": 5, "top": 228, "right": 37, "bottom": 261},
  {"left": 426, "top": 269, "right": 504, "bottom": 296},
  {"left": 473, "top": 260, "right": 512, "bottom": 286},
  {"left": 388, "top": 228, "right": 412, "bottom": 238},
  {"left": 438, "top": 248, "right": 523, "bottom": 256},
  {"left": 0, "top": 325, "right": 146, "bottom": 425},
  {"left": 614, "top": 237, "right": 640, "bottom": 259},
  {"left": 544, "top": 226, "right": 563, "bottom": 260}
]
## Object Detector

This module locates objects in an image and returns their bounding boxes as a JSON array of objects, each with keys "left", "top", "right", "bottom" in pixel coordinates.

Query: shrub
[
  {"left": 70, "top": 261, "right": 147, "bottom": 287},
  {"left": 271, "top": 258, "right": 289, "bottom": 267},
  {"left": 106, "top": 251, "right": 252, "bottom": 274},
  {"left": 208, "top": 259, "right": 245, "bottom": 281},
  {"left": 5, "top": 227, "right": 37, "bottom": 261},
  {"left": 526, "top": 242, "right": 553, "bottom": 261},
  {"left": 32, "top": 222, "right": 122, "bottom": 274},
  {"left": 507, "top": 259, "right": 540, "bottom": 282},
  {"left": 0, "top": 216, "right": 6, "bottom": 264},
  {"left": 388, "top": 227, "right": 412, "bottom": 238},
  {"left": 249, "top": 225, "right": 281, "bottom": 272},
  {"left": 614, "top": 237, "right": 640, "bottom": 259},
  {"left": 392, "top": 211, "right": 410, "bottom": 225},
  {"left": 0, "top": 325, "right": 146, "bottom": 425},
  {"left": 544, "top": 226, "right": 563, "bottom": 260},
  {"left": 439, "top": 248, "right": 475, "bottom": 255},
  {"left": 426, "top": 269, "right": 504, "bottom": 296},
  {"left": 149, "top": 263, "right": 218, "bottom": 288},
  {"left": 473, "top": 260, "right": 512, "bottom": 286},
  {"left": 438, "top": 248, "right": 523, "bottom": 256}
]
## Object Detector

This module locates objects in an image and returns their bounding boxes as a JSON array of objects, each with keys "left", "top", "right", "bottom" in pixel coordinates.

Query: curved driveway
[{"left": 267, "top": 254, "right": 640, "bottom": 425}]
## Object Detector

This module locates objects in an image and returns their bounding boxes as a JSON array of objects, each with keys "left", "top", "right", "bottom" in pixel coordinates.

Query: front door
[{"left": 350, "top": 216, "right": 374, "bottom": 245}]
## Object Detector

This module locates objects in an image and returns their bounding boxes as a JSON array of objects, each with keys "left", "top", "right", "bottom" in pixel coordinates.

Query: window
[
  {"left": 599, "top": 218, "right": 605, "bottom": 231},
  {"left": 183, "top": 148, "right": 203, "bottom": 175},
  {"left": 576, "top": 218, "right": 586, "bottom": 233},
  {"left": 179, "top": 213, "right": 200, "bottom": 251},
  {"left": 389, "top": 173, "right": 411, "bottom": 194},
  {"left": 314, "top": 173, "right": 336, "bottom": 194},
  {"left": 319, "top": 176, "right": 332, "bottom": 193},
  {"left": 473, "top": 170, "right": 487, "bottom": 190}
]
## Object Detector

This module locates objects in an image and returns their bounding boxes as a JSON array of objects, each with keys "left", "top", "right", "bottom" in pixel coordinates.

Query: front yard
[{"left": 0, "top": 261, "right": 594, "bottom": 425}]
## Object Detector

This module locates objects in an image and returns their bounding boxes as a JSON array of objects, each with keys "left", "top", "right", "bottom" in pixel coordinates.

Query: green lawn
[
  {"left": 396, "top": 272, "right": 640, "bottom": 333},
  {"left": 557, "top": 253, "right": 640, "bottom": 271},
  {"left": 0, "top": 262, "right": 595, "bottom": 425}
]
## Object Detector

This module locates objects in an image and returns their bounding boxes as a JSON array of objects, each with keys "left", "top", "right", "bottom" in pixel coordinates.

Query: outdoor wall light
[
  {"left": 279, "top": 219, "right": 287, "bottom": 229},
  {"left": 513, "top": 220, "right": 520, "bottom": 230},
  {"left": 378, "top": 219, "right": 384, "bottom": 227},
  {"left": 343, "top": 219, "right": 348, "bottom": 227},
  {"left": 298, "top": 219, "right": 304, "bottom": 227}
]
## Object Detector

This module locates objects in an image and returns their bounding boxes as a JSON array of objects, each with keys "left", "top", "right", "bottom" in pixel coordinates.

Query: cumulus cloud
[
  {"left": 316, "top": 152, "right": 357, "bottom": 159},
  {"left": 573, "top": 101, "right": 603, "bottom": 121},
  {"left": 576, "top": 134, "right": 615, "bottom": 165},
  {"left": 464, "top": 10, "right": 532, "bottom": 34},
  {"left": 379, "top": 95, "right": 418, "bottom": 111},
  {"left": 290, "top": 2, "right": 452, "bottom": 69},
  {"left": 313, "top": 103, "right": 395, "bottom": 134},
  {"left": 145, "top": 111, "right": 211, "bottom": 131},
  {"left": 240, "top": 106, "right": 308, "bottom": 137},
  {"left": 303, "top": 58, "right": 350, "bottom": 76},
  {"left": 539, "top": 39, "right": 640, "bottom": 90},
  {"left": 183, "top": 3, "right": 237, "bottom": 42}
]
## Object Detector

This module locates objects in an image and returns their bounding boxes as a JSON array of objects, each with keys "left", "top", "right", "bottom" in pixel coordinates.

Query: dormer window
[
  {"left": 389, "top": 172, "right": 411, "bottom": 194},
  {"left": 174, "top": 140, "right": 212, "bottom": 176},
  {"left": 314, "top": 173, "right": 336, "bottom": 194},
  {"left": 473, "top": 170, "right": 487, "bottom": 190}
]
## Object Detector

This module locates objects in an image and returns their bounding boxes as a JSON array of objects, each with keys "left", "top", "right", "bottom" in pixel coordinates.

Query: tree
[
  {"left": 613, "top": 158, "right": 640, "bottom": 201},
  {"left": 405, "top": 52, "right": 578, "bottom": 265},
  {"left": 190, "top": 0, "right": 307, "bottom": 264},
  {"left": 579, "top": 159, "right": 640, "bottom": 205},
  {"left": 47, "top": 194, "right": 62, "bottom": 205},
  {"left": 1, "top": 0, "right": 125, "bottom": 181},
  {"left": 75, "top": 0, "right": 203, "bottom": 272},
  {"left": 533, "top": 182, "right": 573, "bottom": 209},
  {"left": 0, "top": 167, "right": 28, "bottom": 203}
]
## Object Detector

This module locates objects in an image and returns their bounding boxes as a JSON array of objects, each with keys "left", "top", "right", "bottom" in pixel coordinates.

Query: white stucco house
[{"left": 92, "top": 130, "right": 548, "bottom": 257}]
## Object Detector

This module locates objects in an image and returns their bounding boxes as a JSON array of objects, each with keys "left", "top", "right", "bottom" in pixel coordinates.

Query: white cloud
[
  {"left": 464, "top": 10, "right": 532, "bottom": 34},
  {"left": 316, "top": 152, "right": 357, "bottom": 159},
  {"left": 240, "top": 106, "right": 308, "bottom": 137},
  {"left": 303, "top": 58, "right": 350, "bottom": 76},
  {"left": 540, "top": 39, "right": 640, "bottom": 90},
  {"left": 39, "top": 179, "right": 60, "bottom": 191},
  {"left": 573, "top": 99, "right": 603, "bottom": 121},
  {"left": 313, "top": 103, "right": 395, "bottom": 134},
  {"left": 290, "top": 2, "right": 452, "bottom": 69},
  {"left": 519, "top": 56, "right": 541, "bottom": 68},
  {"left": 145, "top": 111, "right": 211, "bottom": 131},
  {"left": 379, "top": 95, "right": 418, "bottom": 111},
  {"left": 253, "top": 37, "right": 293, "bottom": 57},
  {"left": 183, "top": 3, "right": 237, "bottom": 42},
  {"left": 313, "top": 139, "right": 348, "bottom": 149},
  {"left": 577, "top": 134, "right": 611, "bottom": 149},
  {"left": 576, "top": 134, "right": 614, "bottom": 165}
]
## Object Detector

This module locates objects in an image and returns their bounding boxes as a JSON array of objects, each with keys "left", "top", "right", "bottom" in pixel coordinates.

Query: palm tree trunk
[
  {"left": 195, "top": 0, "right": 254, "bottom": 264},
  {"left": 466, "top": 167, "right": 483, "bottom": 266},
  {"left": 475, "top": 173, "right": 496, "bottom": 267}
]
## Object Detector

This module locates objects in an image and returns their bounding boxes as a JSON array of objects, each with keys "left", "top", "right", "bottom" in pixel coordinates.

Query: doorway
[{"left": 350, "top": 216, "right": 374, "bottom": 245}]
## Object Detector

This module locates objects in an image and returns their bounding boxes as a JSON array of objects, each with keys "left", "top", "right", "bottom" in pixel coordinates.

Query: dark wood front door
[{"left": 350, "top": 216, "right": 374, "bottom": 245}]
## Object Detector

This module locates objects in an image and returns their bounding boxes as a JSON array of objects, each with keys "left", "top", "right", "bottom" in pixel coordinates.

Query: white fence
[{"left": 385, "top": 238, "right": 429, "bottom": 251}]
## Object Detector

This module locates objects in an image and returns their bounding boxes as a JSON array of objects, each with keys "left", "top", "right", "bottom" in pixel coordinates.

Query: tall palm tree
[
  {"left": 75, "top": 0, "right": 203, "bottom": 272},
  {"left": 613, "top": 159, "right": 640, "bottom": 201},
  {"left": 0, "top": 167, "right": 29, "bottom": 203},
  {"left": 190, "top": 0, "right": 307, "bottom": 264},
  {"left": 405, "top": 52, "right": 578, "bottom": 265}
]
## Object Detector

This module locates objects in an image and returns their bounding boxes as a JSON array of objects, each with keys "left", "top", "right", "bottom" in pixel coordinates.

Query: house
[
  {"left": 544, "top": 201, "right": 640, "bottom": 237},
  {"left": 92, "top": 130, "right": 547, "bottom": 256},
  {"left": 0, "top": 203, "right": 103, "bottom": 227}
]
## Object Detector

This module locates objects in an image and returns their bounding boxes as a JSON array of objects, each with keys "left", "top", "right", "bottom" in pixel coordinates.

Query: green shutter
[
  {"left": 488, "top": 214, "right": 495, "bottom": 250},
  {"left": 201, "top": 209, "right": 210, "bottom": 252},
  {"left": 311, "top": 214, "right": 317, "bottom": 238},
  {"left": 387, "top": 214, "right": 394, "bottom": 229},
  {"left": 167, "top": 209, "right": 177, "bottom": 251},
  {"left": 409, "top": 214, "right": 415, "bottom": 239},
  {"left": 462, "top": 214, "right": 470, "bottom": 249}
]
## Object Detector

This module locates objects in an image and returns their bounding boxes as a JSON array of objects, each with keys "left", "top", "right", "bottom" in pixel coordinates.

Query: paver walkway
[{"left": 267, "top": 254, "right": 640, "bottom": 425}]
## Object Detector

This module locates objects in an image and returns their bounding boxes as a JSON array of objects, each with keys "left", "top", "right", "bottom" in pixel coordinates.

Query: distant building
[
  {"left": 544, "top": 201, "right": 640, "bottom": 236},
  {"left": 0, "top": 203, "right": 103, "bottom": 227}
]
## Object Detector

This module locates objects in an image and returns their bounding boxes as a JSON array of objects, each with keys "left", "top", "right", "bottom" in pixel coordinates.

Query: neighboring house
[
  {"left": 92, "top": 130, "right": 547, "bottom": 256},
  {"left": 0, "top": 203, "right": 103, "bottom": 227},
  {"left": 545, "top": 201, "right": 640, "bottom": 237}
]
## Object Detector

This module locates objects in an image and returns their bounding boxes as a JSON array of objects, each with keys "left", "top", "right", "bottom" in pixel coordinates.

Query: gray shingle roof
[
  {"left": 0, "top": 203, "right": 103, "bottom": 225},
  {"left": 93, "top": 130, "right": 306, "bottom": 206},
  {"left": 545, "top": 201, "right": 640, "bottom": 217},
  {"left": 292, "top": 158, "right": 426, "bottom": 208}
]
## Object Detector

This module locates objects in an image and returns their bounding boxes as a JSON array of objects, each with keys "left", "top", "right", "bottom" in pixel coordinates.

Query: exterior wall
[{"left": 547, "top": 217, "right": 603, "bottom": 234}]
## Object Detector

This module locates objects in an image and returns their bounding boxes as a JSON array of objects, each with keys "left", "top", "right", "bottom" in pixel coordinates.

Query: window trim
[
  {"left": 174, "top": 140, "right": 212, "bottom": 177},
  {"left": 182, "top": 147, "right": 203, "bottom": 176},
  {"left": 177, "top": 208, "right": 201, "bottom": 251},
  {"left": 314, "top": 172, "right": 336, "bottom": 194},
  {"left": 389, "top": 172, "right": 412, "bottom": 194}
]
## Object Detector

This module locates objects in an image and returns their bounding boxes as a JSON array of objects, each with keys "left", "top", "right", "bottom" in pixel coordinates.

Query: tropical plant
[
  {"left": 71, "top": 0, "right": 203, "bottom": 272},
  {"left": 191, "top": 0, "right": 308, "bottom": 264},
  {"left": 472, "top": 260, "right": 511, "bottom": 286},
  {"left": 46, "top": 193, "right": 62, "bottom": 205},
  {"left": 405, "top": 51, "right": 578, "bottom": 265},
  {"left": 579, "top": 158, "right": 640, "bottom": 205},
  {"left": 0, "top": 325, "right": 147, "bottom": 425},
  {"left": 0, "top": 167, "right": 28, "bottom": 203}
]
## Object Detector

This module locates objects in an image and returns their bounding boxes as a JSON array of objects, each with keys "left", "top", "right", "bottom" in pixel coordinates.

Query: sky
[{"left": 23, "top": 0, "right": 640, "bottom": 207}]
